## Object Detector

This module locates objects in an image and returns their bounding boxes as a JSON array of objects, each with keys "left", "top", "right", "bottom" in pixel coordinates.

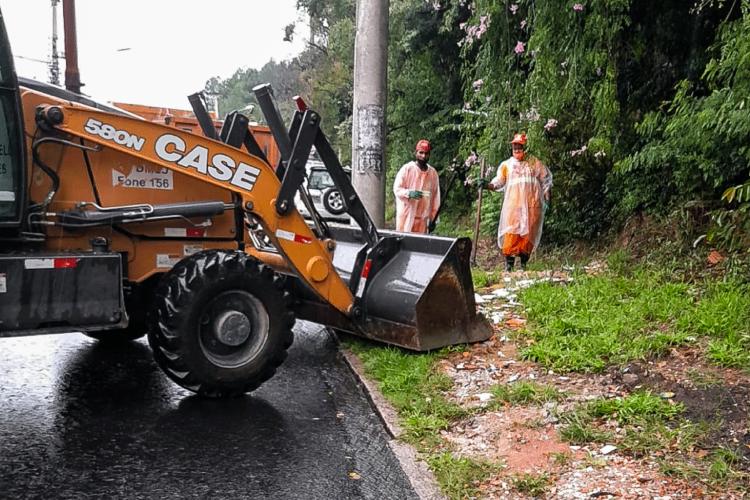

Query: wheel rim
[
  {"left": 198, "top": 290, "right": 270, "bottom": 368},
  {"left": 328, "top": 190, "right": 343, "bottom": 211}
]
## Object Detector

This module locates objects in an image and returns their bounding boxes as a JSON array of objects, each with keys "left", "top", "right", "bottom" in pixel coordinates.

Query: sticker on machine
[
  {"left": 164, "top": 227, "right": 205, "bottom": 237},
  {"left": 0, "top": 273, "right": 6, "bottom": 293},
  {"left": 156, "top": 254, "right": 181, "bottom": 268},
  {"left": 183, "top": 244, "right": 204, "bottom": 256},
  {"left": 112, "top": 165, "right": 173, "bottom": 190},
  {"left": 0, "top": 191, "right": 15, "bottom": 201}
]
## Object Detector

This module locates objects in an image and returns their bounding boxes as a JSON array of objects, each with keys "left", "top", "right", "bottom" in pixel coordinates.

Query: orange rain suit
[
  {"left": 490, "top": 155, "right": 552, "bottom": 256},
  {"left": 393, "top": 161, "right": 441, "bottom": 233}
]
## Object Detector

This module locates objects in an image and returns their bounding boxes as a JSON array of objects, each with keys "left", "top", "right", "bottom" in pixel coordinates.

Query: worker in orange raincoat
[
  {"left": 487, "top": 133, "right": 552, "bottom": 271},
  {"left": 393, "top": 139, "right": 441, "bottom": 233}
]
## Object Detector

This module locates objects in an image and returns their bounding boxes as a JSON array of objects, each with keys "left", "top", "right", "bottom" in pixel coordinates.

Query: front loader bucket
[{"left": 295, "top": 226, "right": 493, "bottom": 351}]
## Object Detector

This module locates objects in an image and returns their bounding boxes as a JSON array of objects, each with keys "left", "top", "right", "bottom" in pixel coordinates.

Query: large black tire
[
  {"left": 322, "top": 187, "right": 346, "bottom": 215},
  {"left": 148, "top": 250, "right": 295, "bottom": 398}
]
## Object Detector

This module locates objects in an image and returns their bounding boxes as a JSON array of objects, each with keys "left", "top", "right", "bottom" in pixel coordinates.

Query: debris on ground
[{"left": 436, "top": 267, "right": 749, "bottom": 499}]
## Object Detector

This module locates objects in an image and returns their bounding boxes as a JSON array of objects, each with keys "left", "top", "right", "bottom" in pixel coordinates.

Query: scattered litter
[
  {"left": 474, "top": 293, "right": 486, "bottom": 304},
  {"left": 477, "top": 393, "right": 494, "bottom": 402},
  {"left": 508, "top": 374, "right": 520, "bottom": 382},
  {"left": 505, "top": 318, "right": 526, "bottom": 329},
  {"left": 600, "top": 444, "right": 618, "bottom": 455}
]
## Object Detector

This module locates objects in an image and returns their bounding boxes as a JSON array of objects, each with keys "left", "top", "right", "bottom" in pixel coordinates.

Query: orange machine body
[{"left": 24, "top": 88, "right": 353, "bottom": 314}]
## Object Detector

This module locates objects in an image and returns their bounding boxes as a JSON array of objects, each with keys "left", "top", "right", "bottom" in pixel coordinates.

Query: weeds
[
  {"left": 427, "top": 453, "right": 498, "bottom": 500},
  {"left": 518, "top": 269, "right": 750, "bottom": 372},
  {"left": 471, "top": 267, "right": 500, "bottom": 288},
  {"left": 344, "top": 339, "right": 468, "bottom": 446},
  {"left": 560, "top": 392, "right": 685, "bottom": 455},
  {"left": 586, "top": 391, "right": 684, "bottom": 425},
  {"left": 487, "top": 381, "right": 564, "bottom": 408},
  {"left": 558, "top": 409, "right": 613, "bottom": 445},
  {"left": 708, "top": 448, "right": 744, "bottom": 482},
  {"left": 513, "top": 472, "right": 550, "bottom": 497}
]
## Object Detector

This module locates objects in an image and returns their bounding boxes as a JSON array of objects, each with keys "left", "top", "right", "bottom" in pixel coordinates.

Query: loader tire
[{"left": 148, "top": 250, "right": 295, "bottom": 398}]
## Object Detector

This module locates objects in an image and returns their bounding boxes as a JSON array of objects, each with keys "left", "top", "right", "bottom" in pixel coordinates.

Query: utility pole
[
  {"left": 62, "top": 0, "right": 82, "bottom": 94},
  {"left": 49, "top": 0, "right": 60, "bottom": 86},
  {"left": 351, "top": 0, "right": 389, "bottom": 228}
]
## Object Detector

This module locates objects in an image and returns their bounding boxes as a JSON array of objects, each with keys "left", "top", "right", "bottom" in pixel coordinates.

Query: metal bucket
[{"left": 292, "top": 225, "right": 493, "bottom": 351}]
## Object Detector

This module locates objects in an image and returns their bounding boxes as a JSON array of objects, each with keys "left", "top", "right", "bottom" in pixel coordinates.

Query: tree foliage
[{"left": 205, "top": 0, "right": 750, "bottom": 249}]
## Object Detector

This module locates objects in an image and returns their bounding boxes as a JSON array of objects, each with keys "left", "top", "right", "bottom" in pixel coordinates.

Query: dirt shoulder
[{"left": 436, "top": 270, "right": 749, "bottom": 499}]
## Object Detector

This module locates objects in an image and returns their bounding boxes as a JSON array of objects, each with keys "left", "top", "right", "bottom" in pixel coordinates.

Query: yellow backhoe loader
[{"left": 0, "top": 10, "right": 491, "bottom": 397}]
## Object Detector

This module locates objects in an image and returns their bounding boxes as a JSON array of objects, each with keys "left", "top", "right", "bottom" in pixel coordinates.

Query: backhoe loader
[{"left": 0, "top": 10, "right": 491, "bottom": 397}]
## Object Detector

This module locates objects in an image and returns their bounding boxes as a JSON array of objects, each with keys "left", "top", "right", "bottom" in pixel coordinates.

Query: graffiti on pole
[{"left": 355, "top": 104, "right": 384, "bottom": 176}]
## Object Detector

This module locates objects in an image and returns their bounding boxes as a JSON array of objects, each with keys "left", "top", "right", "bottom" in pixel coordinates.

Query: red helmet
[
  {"left": 510, "top": 133, "right": 527, "bottom": 146},
  {"left": 415, "top": 139, "right": 431, "bottom": 152}
]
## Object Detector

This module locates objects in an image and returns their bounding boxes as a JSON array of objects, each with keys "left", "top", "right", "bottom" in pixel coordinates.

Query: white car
[{"left": 295, "top": 165, "right": 351, "bottom": 223}]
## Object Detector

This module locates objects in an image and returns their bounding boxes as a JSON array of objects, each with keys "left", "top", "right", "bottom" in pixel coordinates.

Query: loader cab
[{"left": 0, "top": 9, "right": 27, "bottom": 230}]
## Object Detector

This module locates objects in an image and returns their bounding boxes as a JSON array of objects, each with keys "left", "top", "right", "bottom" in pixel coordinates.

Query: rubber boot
[
  {"left": 520, "top": 254, "right": 530, "bottom": 271},
  {"left": 504, "top": 256, "right": 515, "bottom": 272}
]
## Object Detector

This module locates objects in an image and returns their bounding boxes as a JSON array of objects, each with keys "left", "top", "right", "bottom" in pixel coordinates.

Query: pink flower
[
  {"left": 573, "top": 3, "right": 584, "bottom": 11},
  {"left": 472, "top": 79, "right": 484, "bottom": 91},
  {"left": 510, "top": 3, "right": 519, "bottom": 14},
  {"left": 464, "top": 151, "right": 479, "bottom": 167},
  {"left": 520, "top": 19, "right": 527, "bottom": 29},
  {"left": 570, "top": 145, "right": 588, "bottom": 157},
  {"left": 544, "top": 118, "right": 558, "bottom": 131},
  {"left": 514, "top": 41, "right": 525, "bottom": 54}
]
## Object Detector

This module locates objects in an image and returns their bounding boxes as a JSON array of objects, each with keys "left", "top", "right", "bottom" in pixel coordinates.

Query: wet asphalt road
[{"left": 0, "top": 322, "right": 418, "bottom": 499}]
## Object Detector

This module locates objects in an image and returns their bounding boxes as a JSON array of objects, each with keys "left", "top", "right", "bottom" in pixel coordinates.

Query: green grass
[
  {"left": 558, "top": 409, "right": 614, "bottom": 444},
  {"left": 344, "top": 338, "right": 503, "bottom": 497},
  {"left": 560, "top": 391, "right": 685, "bottom": 451},
  {"left": 345, "top": 340, "right": 468, "bottom": 446},
  {"left": 471, "top": 267, "right": 500, "bottom": 288},
  {"left": 427, "top": 453, "right": 499, "bottom": 500},
  {"left": 586, "top": 390, "right": 684, "bottom": 425},
  {"left": 518, "top": 269, "right": 750, "bottom": 372},
  {"left": 487, "top": 381, "right": 564, "bottom": 408},
  {"left": 512, "top": 472, "right": 550, "bottom": 497},
  {"left": 707, "top": 448, "right": 744, "bottom": 482}
]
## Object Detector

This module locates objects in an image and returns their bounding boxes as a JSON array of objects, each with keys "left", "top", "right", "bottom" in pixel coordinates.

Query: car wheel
[
  {"left": 322, "top": 187, "right": 346, "bottom": 215},
  {"left": 148, "top": 250, "right": 295, "bottom": 398}
]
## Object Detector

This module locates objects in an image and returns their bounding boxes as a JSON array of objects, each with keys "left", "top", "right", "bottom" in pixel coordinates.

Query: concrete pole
[{"left": 351, "top": 0, "right": 389, "bottom": 228}]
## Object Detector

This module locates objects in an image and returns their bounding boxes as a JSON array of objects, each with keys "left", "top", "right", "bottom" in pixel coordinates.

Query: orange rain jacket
[
  {"left": 393, "top": 161, "right": 441, "bottom": 233},
  {"left": 490, "top": 155, "right": 552, "bottom": 255}
]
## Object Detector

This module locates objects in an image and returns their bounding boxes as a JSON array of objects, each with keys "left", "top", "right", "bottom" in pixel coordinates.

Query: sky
[{"left": 2, "top": 1, "right": 307, "bottom": 110}]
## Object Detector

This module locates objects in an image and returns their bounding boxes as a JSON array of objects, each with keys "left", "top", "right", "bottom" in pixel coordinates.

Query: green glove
[{"left": 408, "top": 190, "right": 423, "bottom": 200}]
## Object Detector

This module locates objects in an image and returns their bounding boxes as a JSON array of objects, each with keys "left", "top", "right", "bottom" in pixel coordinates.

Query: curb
[{"left": 341, "top": 349, "right": 446, "bottom": 500}]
